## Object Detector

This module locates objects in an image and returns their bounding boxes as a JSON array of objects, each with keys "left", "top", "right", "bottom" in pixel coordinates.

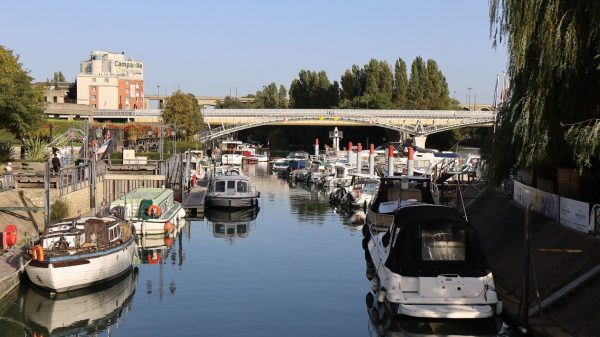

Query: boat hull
[
  {"left": 25, "top": 237, "right": 136, "bottom": 293},
  {"left": 395, "top": 303, "right": 494, "bottom": 319},
  {"left": 134, "top": 205, "right": 186, "bottom": 235},
  {"left": 205, "top": 196, "right": 259, "bottom": 209}
]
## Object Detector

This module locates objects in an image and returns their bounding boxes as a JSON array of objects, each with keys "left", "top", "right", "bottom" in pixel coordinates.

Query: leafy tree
[
  {"left": 489, "top": 0, "right": 600, "bottom": 179},
  {"left": 407, "top": 56, "right": 427, "bottom": 109},
  {"left": 255, "top": 82, "right": 287, "bottom": 108},
  {"left": 278, "top": 85, "right": 288, "bottom": 108},
  {"left": 161, "top": 90, "right": 203, "bottom": 136},
  {"left": 289, "top": 70, "right": 339, "bottom": 108},
  {"left": 65, "top": 80, "right": 77, "bottom": 103},
  {"left": 53, "top": 71, "right": 65, "bottom": 83},
  {"left": 423, "top": 59, "right": 450, "bottom": 109},
  {"left": 393, "top": 58, "right": 409, "bottom": 108},
  {"left": 0, "top": 45, "right": 45, "bottom": 138},
  {"left": 217, "top": 96, "right": 245, "bottom": 108}
]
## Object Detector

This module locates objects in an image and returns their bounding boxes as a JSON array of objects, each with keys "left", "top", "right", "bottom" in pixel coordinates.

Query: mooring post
[
  {"left": 356, "top": 143, "right": 362, "bottom": 174},
  {"left": 347, "top": 141, "right": 353, "bottom": 164},
  {"left": 368, "top": 144, "right": 375, "bottom": 176},
  {"left": 407, "top": 147, "right": 414, "bottom": 176},
  {"left": 314, "top": 138, "right": 319, "bottom": 159},
  {"left": 387, "top": 145, "right": 394, "bottom": 176}
]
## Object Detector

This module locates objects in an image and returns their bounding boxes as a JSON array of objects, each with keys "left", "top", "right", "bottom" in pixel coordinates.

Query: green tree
[
  {"left": 289, "top": 70, "right": 339, "bottom": 108},
  {"left": 161, "top": 90, "right": 203, "bottom": 136},
  {"left": 489, "top": 1, "right": 600, "bottom": 179},
  {"left": 407, "top": 56, "right": 427, "bottom": 109},
  {"left": 255, "top": 82, "right": 282, "bottom": 108},
  {"left": 393, "top": 58, "right": 409, "bottom": 108},
  {"left": 65, "top": 80, "right": 77, "bottom": 103},
  {"left": 423, "top": 59, "right": 450, "bottom": 109},
  {"left": 278, "top": 85, "right": 288, "bottom": 108},
  {"left": 217, "top": 96, "right": 245, "bottom": 108},
  {"left": 0, "top": 46, "right": 45, "bottom": 138}
]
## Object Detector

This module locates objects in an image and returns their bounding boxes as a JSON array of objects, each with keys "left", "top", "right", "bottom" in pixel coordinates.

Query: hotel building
[{"left": 77, "top": 51, "right": 144, "bottom": 110}]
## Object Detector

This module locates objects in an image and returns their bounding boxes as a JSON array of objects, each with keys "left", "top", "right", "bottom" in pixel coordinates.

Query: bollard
[
  {"left": 314, "top": 138, "right": 319, "bottom": 159},
  {"left": 347, "top": 142, "right": 353, "bottom": 164},
  {"left": 356, "top": 143, "right": 362, "bottom": 174},
  {"left": 387, "top": 145, "right": 394, "bottom": 176},
  {"left": 369, "top": 144, "right": 375, "bottom": 176},
  {"left": 407, "top": 147, "right": 414, "bottom": 176}
]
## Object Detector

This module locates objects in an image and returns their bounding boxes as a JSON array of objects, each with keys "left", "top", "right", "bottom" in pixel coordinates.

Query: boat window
[
  {"left": 421, "top": 225, "right": 465, "bottom": 261},
  {"left": 216, "top": 181, "right": 226, "bottom": 192},
  {"left": 237, "top": 181, "right": 248, "bottom": 193},
  {"left": 227, "top": 181, "right": 236, "bottom": 190}
]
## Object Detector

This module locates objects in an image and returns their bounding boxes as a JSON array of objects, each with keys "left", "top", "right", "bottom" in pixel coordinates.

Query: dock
[
  {"left": 0, "top": 250, "right": 27, "bottom": 300},
  {"left": 183, "top": 180, "right": 208, "bottom": 218}
]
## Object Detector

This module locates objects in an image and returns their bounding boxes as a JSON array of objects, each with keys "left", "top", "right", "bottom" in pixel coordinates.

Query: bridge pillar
[{"left": 413, "top": 135, "right": 427, "bottom": 148}]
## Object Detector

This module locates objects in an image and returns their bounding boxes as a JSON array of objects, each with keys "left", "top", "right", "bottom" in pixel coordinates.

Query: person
[
  {"left": 51, "top": 153, "right": 61, "bottom": 174},
  {"left": 4, "top": 162, "right": 13, "bottom": 189}
]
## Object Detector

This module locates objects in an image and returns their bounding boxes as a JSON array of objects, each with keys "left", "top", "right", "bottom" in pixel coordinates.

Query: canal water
[{"left": 0, "top": 163, "right": 519, "bottom": 337}]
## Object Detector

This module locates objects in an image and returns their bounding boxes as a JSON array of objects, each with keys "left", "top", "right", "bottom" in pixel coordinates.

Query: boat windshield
[{"left": 421, "top": 225, "right": 466, "bottom": 261}]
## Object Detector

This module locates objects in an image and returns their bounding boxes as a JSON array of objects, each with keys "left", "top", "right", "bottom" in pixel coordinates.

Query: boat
[
  {"left": 109, "top": 187, "right": 186, "bottom": 236},
  {"left": 329, "top": 173, "right": 380, "bottom": 209},
  {"left": 25, "top": 216, "right": 136, "bottom": 292},
  {"left": 366, "top": 175, "right": 439, "bottom": 233},
  {"left": 206, "top": 168, "right": 260, "bottom": 208},
  {"left": 183, "top": 150, "right": 208, "bottom": 181},
  {"left": 205, "top": 207, "right": 259, "bottom": 244},
  {"left": 366, "top": 204, "right": 501, "bottom": 319},
  {"left": 318, "top": 162, "right": 356, "bottom": 188},
  {"left": 271, "top": 158, "right": 291, "bottom": 172},
  {"left": 23, "top": 268, "right": 138, "bottom": 336},
  {"left": 221, "top": 140, "right": 243, "bottom": 166}
]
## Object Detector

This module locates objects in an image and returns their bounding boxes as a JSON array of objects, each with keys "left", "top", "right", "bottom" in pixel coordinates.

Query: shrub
[
  {"left": 0, "top": 143, "right": 15, "bottom": 163},
  {"left": 50, "top": 199, "right": 70, "bottom": 222},
  {"left": 23, "top": 137, "right": 50, "bottom": 161}
]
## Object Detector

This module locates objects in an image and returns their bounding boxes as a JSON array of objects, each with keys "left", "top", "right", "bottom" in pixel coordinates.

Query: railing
[
  {"left": 0, "top": 173, "right": 15, "bottom": 191},
  {"left": 203, "top": 109, "right": 496, "bottom": 119},
  {"left": 57, "top": 163, "right": 95, "bottom": 196}
]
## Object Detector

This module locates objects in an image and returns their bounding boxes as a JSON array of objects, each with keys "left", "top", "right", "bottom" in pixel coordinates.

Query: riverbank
[{"left": 468, "top": 191, "right": 600, "bottom": 337}]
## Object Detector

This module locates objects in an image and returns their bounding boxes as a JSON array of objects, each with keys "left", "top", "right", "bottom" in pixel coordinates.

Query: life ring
[
  {"left": 32, "top": 245, "right": 44, "bottom": 261},
  {"left": 147, "top": 205, "right": 161, "bottom": 218}
]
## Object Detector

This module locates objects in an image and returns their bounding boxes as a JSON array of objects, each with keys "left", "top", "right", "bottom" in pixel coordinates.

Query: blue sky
[{"left": 1, "top": 0, "right": 507, "bottom": 104}]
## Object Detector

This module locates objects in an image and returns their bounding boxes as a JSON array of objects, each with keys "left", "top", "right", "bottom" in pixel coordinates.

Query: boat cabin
[
  {"left": 370, "top": 176, "right": 437, "bottom": 213},
  {"left": 383, "top": 205, "right": 490, "bottom": 277},
  {"left": 110, "top": 188, "right": 176, "bottom": 220}
]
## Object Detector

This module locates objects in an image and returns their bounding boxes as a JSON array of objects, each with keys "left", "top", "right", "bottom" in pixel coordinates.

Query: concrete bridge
[{"left": 199, "top": 109, "right": 496, "bottom": 147}]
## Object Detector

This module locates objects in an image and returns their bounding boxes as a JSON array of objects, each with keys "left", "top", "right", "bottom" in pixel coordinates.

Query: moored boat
[
  {"left": 206, "top": 168, "right": 260, "bottom": 208},
  {"left": 25, "top": 217, "right": 136, "bottom": 293},
  {"left": 366, "top": 204, "right": 501, "bottom": 319},
  {"left": 109, "top": 187, "right": 186, "bottom": 236}
]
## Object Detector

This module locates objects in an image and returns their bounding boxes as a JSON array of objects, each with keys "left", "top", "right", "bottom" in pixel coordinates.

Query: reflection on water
[{"left": 205, "top": 207, "right": 260, "bottom": 244}]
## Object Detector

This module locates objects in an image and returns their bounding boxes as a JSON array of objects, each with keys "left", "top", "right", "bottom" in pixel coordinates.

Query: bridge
[{"left": 199, "top": 109, "right": 496, "bottom": 147}]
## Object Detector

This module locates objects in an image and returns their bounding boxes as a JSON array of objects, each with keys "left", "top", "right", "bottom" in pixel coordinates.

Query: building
[{"left": 77, "top": 51, "right": 144, "bottom": 110}]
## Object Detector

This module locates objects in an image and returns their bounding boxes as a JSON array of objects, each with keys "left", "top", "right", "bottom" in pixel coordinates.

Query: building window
[
  {"left": 92, "top": 78, "right": 96, "bottom": 82},
  {"left": 53, "top": 96, "right": 58, "bottom": 103},
  {"left": 92, "top": 95, "right": 96, "bottom": 100},
  {"left": 44, "top": 96, "right": 48, "bottom": 102},
  {"left": 92, "top": 86, "right": 96, "bottom": 92},
  {"left": 92, "top": 104, "right": 96, "bottom": 108}
]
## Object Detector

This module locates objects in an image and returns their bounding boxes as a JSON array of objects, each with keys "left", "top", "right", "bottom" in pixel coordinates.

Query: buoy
[
  {"left": 32, "top": 245, "right": 44, "bottom": 261},
  {"left": 164, "top": 236, "right": 174, "bottom": 247},
  {"left": 147, "top": 205, "right": 161, "bottom": 218},
  {"left": 4, "top": 224, "right": 17, "bottom": 247},
  {"left": 164, "top": 222, "right": 174, "bottom": 232}
]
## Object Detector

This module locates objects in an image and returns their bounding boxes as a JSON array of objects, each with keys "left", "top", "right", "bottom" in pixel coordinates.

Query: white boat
[
  {"left": 329, "top": 173, "right": 380, "bottom": 209},
  {"left": 319, "top": 162, "right": 356, "bottom": 188},
  {"left": 366, "top": 204, "right": 501, "bottom": 319},
  {"left": 206, "top": 168, "right": 260, "bottom": 208},
  {"left": 25, "top": 217, "right": 136, "bottom": 293},
  {"left": 23, "top": 268, "right": 138, "bottom": 336},
  {"left": 109, "top": 187, "right": 186, "bottom": 236},
  {"left": 205, "top": 207, "right": 259, "bottom": 244},
  {"left": 221, "top": 140, "right": 243, "bottom": 166},
  {"left": 271, "top": 158, "right": 291, "bottom": 172}
]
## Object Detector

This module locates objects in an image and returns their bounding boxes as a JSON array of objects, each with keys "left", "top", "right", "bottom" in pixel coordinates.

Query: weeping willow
[{"left": 488, "top": 0, "right": 600, "bottom": 178}]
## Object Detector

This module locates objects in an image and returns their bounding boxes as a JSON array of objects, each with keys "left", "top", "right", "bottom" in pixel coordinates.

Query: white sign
[{"left": 560, "top": 197, "right": 590, "bottom": 233}]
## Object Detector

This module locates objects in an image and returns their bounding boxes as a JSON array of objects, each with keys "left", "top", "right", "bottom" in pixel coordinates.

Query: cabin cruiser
[
  {"left": 205, "top": 207, "right": 259, "bottom": 244},
  {"left": 221, "top": 140, "right": 244, "bottom": 166},
  {"left": 206, "top": 168, "right": 260, "bottom": 208},
  {"left": 329, "top": 173, "right": 380, "bottom": 209},
  {"left": 183, "top": 150, "right": 208, "bottom": 180},
  {"left": 25, "top": 217, "right": 136, "bottom": 292},
  {"left": 318, "top": 162, "right": 356, "bottom": 188},
  {"left": 366, "top": 176, "right": 439, "bottom": 233},
  {"left": 109, "top": 187, "right": 186, "bottom": 236},
  {"left": 366, "top": 204, "right": 501, "bottom": 319}
]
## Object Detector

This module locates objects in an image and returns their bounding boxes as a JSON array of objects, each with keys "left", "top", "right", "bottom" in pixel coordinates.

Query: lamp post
[
  {"left": 159, "top": 125, "right": 164, "bottom": 161},
  {"left": 171, "top": 127, "right": 176, "bottom": 155},
  {"left": 157, "top": 85, "right": 161, "bottom": 109},
  {"left": 467, "top": 88, "right": 472, "bottom": 110}
]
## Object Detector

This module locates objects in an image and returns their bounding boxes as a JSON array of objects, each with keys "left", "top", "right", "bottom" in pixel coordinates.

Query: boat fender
[
  {"left": 164, "top": 221, "right": 174, "bottom": 232},
  {"left": 495, "top": 300, "right": 503, "bottom": 315},
  {"left": 32, "top": 245, "right": 44, "bottom": 261},
  {"left": 147, "top": 205, "right": 161, "bottom": 218}
]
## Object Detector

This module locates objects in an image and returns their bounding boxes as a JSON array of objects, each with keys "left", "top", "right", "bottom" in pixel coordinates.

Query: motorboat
[
  {"left": 271, "top": 158, "right": 291, "bottom": 172},
  {"left": 366, "top": 176, "right": 439, "bottom": 233},
  {"left": 109, "top": 187, "right": 186, "bottom": 236},
  {"left": 205, "top": 207, "right": 259, "bottom": 244},
  {"left": 183, "top": 150, "right": 208, "bottom": 181},
  {"left": 23, "top": 268, "right": 138, "bottom": 336},
  {"left": 329, "top": 173, "right": 380, "bottom": 209},
  {"left": 318, "top": 162, "right": 356, "bottom": 188},
  {"left": 221, "top": 140, "right": 243, "bottom": 166},
  {"left": 206, "top": 168, "right": 260, "bottom": 208},
  {"left": 366, "top": 204, "right": 501, "bottom": 319},
  {"left": 25, "top": 217, "right": 136, "bottom": 292}
]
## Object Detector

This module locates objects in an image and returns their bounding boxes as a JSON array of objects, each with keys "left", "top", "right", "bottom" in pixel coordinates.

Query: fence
[
  {"left": 57, "top": 163, "right": 94, "bottom": 196},
  {"left": 0, "top": 173, "right": 14, "bottom": 191}
]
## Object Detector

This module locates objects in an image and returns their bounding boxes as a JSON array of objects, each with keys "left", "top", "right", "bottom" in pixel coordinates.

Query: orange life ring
[
  {"left": 32, "top": 245, "right": 44, "bottom": 261},
  {"left": 147, "top": 205, "right": 161, "bottom": 217}
]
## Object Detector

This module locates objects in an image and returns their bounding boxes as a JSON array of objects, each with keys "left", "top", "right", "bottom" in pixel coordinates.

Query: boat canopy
[{"left": 383, "top": 205, "right": 490, "bottom": 277}]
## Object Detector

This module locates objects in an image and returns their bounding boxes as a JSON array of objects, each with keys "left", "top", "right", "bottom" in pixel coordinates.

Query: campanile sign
[{"left": 113, "top": 60, "right": 143, "bottom": 76}]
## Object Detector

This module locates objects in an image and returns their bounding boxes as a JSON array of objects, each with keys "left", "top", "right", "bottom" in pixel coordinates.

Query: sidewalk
[{"left": 468, "top": 191, "right": 600, "bottom": 337}]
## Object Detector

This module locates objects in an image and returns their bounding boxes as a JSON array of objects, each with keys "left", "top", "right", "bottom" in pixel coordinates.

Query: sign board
[{"left": 559, "top": 196, "right": 590, "bottom": 233}]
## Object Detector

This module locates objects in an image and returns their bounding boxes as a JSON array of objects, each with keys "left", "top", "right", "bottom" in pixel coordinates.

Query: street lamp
[
  {"left": 171, "top": 127, "right": 176, "bottom": 155},
  {"left": 157, "top": 85, "right": 161, "bottom": 109},
  {"left": 467, "top": 88, "right": 472, "bottom": 110}
]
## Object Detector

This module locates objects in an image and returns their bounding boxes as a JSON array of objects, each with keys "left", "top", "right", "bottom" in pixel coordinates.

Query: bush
[
  {"left": 23, "top": 137, "right": 50, "bottom": 161},
  {"left": 0, "top": 143, "right": 15, "bottom": 163},
  {"left": 50, "top": 199, "right": 70, "bottom": 222}
]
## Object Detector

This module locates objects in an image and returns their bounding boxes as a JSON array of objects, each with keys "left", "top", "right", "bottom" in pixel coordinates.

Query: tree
[
  {"left": 407, "top": 56, "right": 427, "bottom": 109},
  {"left": 0, "top": 45, "right": 45, "bottom": 138},
  {"left": 65, "top": 80, "right": 77, "bottom": 103},
  {"left": 278, "top": 85, "right": 288, "bottom": 108},
  {"left": 289, "top": 70, "right": 339, "bottom": 108},
  {"left": 489, "top": 1, "right": 600, "bottom": 180},
  {"left": 217, "top": 96, "right": 245, "bottom": 108},
  {"left": 393, "top": 58, "right": 409, "bottom": 108},
  {"left": 423, "top": 59, "right": 450, "bottom": 109},
  {"left": 161, "top": 90, "right": 203, "bottom": 136}
]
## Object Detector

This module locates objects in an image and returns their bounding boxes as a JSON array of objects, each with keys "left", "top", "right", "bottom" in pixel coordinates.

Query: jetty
[{"left": 183, "top": 180, "right": 208, "bottom": 218}]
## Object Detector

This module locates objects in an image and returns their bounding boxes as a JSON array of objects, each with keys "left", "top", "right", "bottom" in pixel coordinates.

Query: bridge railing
[{"left": 202, "top": 109, "right": 496, "bottom": 119}]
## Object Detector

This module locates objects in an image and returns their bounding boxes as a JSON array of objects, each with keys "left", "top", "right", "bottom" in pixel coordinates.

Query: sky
[{"left": 0, "top": 0, "right": 507, "bottom": 104}]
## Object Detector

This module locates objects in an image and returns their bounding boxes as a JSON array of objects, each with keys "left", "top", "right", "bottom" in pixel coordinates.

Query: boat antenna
[{"left": 457, "top": 179, "right": 468, "bottom": 222}]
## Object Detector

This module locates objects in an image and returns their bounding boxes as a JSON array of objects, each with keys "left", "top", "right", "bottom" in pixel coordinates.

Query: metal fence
[
  {"left": 57, "top": 163, "right": 94, "bottom": 196},
  {"left": 0, "top": 173, "right": 14, "bottom": 191}
]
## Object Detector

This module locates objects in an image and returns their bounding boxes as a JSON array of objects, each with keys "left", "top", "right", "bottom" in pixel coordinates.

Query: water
[{"left": 0, "top": 163, "right": 519, "bottom": 337}]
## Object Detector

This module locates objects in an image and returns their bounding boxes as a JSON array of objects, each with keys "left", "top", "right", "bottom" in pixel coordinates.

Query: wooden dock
[
  {"left": 183, "top": 180, "right": 208, "bottom": 218},
  {"left": 0, "top": 250, "right": 27, "bottom": 301}
]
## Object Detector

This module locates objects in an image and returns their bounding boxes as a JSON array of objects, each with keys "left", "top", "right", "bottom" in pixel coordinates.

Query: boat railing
[{"left": 367, "top": 211, "right": 394, "bottom": 229}]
